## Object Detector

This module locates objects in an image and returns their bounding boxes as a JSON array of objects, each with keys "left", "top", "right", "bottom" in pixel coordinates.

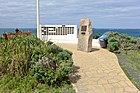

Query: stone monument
[{"left": 77, "top": 18, "right": 93, "bottom": 52}]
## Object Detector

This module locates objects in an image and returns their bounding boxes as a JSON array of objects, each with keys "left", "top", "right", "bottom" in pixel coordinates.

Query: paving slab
[{"left": 57, "top": 43, "right": 140, "bottom": 93}]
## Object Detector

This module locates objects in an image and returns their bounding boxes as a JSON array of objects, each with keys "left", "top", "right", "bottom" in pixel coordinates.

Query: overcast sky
[{"left": 0, "top": 0, "right": 140, "bottom": 28}]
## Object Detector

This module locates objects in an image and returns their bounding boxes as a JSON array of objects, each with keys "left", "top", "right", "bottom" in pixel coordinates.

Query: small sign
[{"left": 81, "top": 26, "right": 87, "bottom": 31}]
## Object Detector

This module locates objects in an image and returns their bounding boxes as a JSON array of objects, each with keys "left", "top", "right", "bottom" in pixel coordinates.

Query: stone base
[{"left": 77, "top": 34, "right": 92, "bottom": 52}]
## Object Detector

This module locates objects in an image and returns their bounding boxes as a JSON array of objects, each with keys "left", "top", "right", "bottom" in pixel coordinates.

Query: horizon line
[{"left": 0, "top": 27, "right": 140, "bottom": 29}]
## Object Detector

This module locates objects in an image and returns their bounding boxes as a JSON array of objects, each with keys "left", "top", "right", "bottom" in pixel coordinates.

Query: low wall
[
  {"left": 41, "top": 34, "right": 78, "bottom": 44},
  {"left": 45, "top": 38, "right": 101, "bottom": 47}
]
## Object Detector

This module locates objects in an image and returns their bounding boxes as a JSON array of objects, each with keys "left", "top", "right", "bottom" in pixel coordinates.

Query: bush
[
  {"left": 46, "top": 44, "right": 63, "bottom": 55},
  {"left": 46, "top": 41, "right": 54, "bottom": 46},
  {"left": 126, "top": 37, "right": 138, "bottom": 44},
  {"left": 0, "top": 35, "right": 74, "bottom": 91},
  {"left": 107, "top": 37, "right": 120, "bottom": 52},
  {"left": 31, "top": 44, "right": 73, "bottom": 85},
  {"left": 107, "top": 42, "right": 120, "bottom": 52},
  {"left": 107, "top": 32, "right": 140, "bottom": 52},
  {"left": 0, "top": 36, "right": 36, "bottom": 76},
  {"left": 93, "top": 33, "right": 101, "bottom": 39}
]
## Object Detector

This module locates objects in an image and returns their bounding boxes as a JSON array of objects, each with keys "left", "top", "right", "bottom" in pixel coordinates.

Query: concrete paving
[{"left": 57, "top": 43, "right": 140, "bottom": 93}]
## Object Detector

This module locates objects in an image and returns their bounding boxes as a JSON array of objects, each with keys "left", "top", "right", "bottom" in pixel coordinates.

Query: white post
[{"left": 37, "top": 0, "right": 40, "bottom": 38}]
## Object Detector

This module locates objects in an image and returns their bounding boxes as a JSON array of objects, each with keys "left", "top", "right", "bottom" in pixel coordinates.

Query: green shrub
[
  {"left": 46, "top": 41, "right": 53, "bottom": 46},
  {"left": 93, "top": 33, "right": 101, "bottom": 39},
  {"left": 107, "top": 32, "right": 140, "bottom": 52},
  {"left": 0, "top": 35, "right": 74, "bottom": 89},
  {"left": 46, "top": 44, "right": 63, "bottom": 55},
  {"left": 57, "top": 51, "right": 71, "bottom": 60},
  {"left": 107, "top": 42, "right": 120, "bottom": 52},
  {"left": 31, "top": 46, "right": 73, "bottom": 85},
  {"left": 108, "top": 37, "right": 119, "bottom": 43},
  {"left": 107, "top": 37, "right": 120, "bottom": 52},
  {"left": 126, "top": 37, "right": 138, "bottom": 44}
]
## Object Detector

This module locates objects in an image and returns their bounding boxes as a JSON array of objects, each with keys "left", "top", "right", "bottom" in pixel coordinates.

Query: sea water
[
  {"left": 0, "top": 28, "right": 140, "bottom": 37},
  {"left": 93, "top": 28, "right": 140, "bottom": 37}
]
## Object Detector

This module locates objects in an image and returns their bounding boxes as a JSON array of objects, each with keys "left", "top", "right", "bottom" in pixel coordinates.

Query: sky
[{"left": 0, "top": 0, "right": 140, "bottom": 28}]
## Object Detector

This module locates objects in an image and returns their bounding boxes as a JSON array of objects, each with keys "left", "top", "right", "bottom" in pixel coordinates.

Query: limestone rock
[{"left": 77, "top": 18, "right": 93, "bottom": 52}]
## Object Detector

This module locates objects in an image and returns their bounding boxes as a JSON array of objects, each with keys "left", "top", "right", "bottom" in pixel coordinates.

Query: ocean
[
  {"left": 93, "top": 28, "right": 140, "bottom": 37},
  {"left": 0, "top": 28, "right": 140, "bottom": 37}
]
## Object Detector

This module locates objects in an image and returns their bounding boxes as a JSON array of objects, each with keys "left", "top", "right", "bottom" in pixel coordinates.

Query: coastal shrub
[
  {"left": 0, "top": 35, "right": 74, "bottom": 91},
  {"left": 108, "top": 32, "right": 120, "bottom": 38},
  {"left": 107, "top": 37, "right": 120, "bottom": 52},
  {"left": 46, "top": 41, "right": 53, "bottom": 46},
  {"left": 0, "top": 37, "right": 4, "bottom": 43},
  {"left": 31, "top": 44, "right": 73, "bottom": 85},
  {"left": 31, "top": 57, "right": 73, "bottom": 85},
  {"left": 0, "top": 35, "right": 47, "bottom": 76},
  {"left": 107, "top": 32, "right": 140, "bottom": 52},
  {"left": 93, "top": 33, "right": 101, "bottom": 39},
  {"left": 46, "top": 44, "right": 63, "bottom": 55},
  {"left": 0, "top": 37, "right": 29, "bottom": 76},
  {"left": 57, "top": 50, "right": 72, "bottom": 60},
  {"left": 126, "top": 37, "right": 138, "bottom": 44},
  {"left": 107, "top": 41, "right": 120, "bottom": 52}
]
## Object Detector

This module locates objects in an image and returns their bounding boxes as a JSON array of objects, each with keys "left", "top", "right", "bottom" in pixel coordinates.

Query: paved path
[{"left": 57, "top": 43, "right": 140, "bottom": 93}]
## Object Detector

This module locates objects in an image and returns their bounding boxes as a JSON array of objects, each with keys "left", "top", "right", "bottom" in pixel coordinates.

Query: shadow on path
[
  {"left": 70, "top": 65, "right": 81, "bottom": 84},
  {"left": 91, "top": 48, "right": 100, "bottom": 52}
]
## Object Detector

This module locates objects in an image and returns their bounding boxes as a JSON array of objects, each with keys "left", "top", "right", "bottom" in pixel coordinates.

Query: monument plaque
[
  {"left": 77, "top": 18, "right": 93, "bottom": 52},
  {"left": 81, "top": 26, "right": 87, "bottom": 34}
]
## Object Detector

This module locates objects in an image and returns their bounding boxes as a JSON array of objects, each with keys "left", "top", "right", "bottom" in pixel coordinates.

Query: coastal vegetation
[
  {"left": 93, "top": 33, "right": 102, "bottom": 39},
  {"left": 107, "top": 32, "right": 140, "bottom": 52},
  {"left": 106, "top": 32, "right": 140, "bottom": 90},
  {"left": 0, "top": 36, "right": 75, "bottom": 93},
  {"left": 116, "top": 50, "right": 140, "bottom": 90}
]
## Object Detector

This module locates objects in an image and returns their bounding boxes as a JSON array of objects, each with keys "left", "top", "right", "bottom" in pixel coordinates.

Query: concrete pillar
[{"left": 37, "top": 0, "right": 40, "bottom": 38}]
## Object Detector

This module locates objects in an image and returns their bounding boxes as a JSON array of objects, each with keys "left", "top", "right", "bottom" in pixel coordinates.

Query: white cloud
[{"left": 0, "top": 0, "right": 140, "bottom": 28}]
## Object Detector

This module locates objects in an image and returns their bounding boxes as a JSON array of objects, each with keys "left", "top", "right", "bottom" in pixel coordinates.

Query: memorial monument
[{"left": 77, "top": 18, "right": 93, "bottom": 52}]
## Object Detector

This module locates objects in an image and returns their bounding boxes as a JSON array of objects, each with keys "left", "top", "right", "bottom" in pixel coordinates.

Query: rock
[{"left": 77, "top": 18, "right": 93, "bottom": 52}]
